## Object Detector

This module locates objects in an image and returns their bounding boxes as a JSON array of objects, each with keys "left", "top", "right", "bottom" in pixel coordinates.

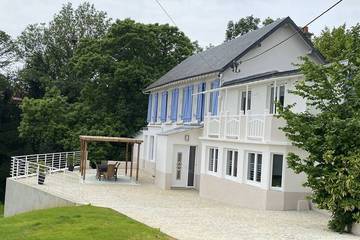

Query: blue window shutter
[
  {"left": 152, "top": 93, "right": 158, "bottom": 122},
  {"left": 211, "top": 80, "right": 220, "bottom": 115},
  {"left": 147, "top": 94, "right": 152, "bottom": 122},
  {"left": 170, "top": 88, "right": 178, "bottom": 121},
  {"left": 184, "top": 85, "right": 193, "bottom": 122},
  {"left": 160, "top": 91, "right": 168, "bottom": 122},
  {"left": 196, "top": 82, "right": 206, "bottom": 121},
  {"left": 181, "top": 87, "right": 188, "bottom": 120}
]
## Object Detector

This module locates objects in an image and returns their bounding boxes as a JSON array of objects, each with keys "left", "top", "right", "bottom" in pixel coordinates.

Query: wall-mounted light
[{"left": 185, "top": 135, "right": 190, "bottom": 142}]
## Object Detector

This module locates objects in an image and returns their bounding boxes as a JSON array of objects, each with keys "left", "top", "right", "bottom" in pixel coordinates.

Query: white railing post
[
  {"left": 51, "top": 153, "right": 54, "bottom": 171},
  {"left": 16, "top": 159, "right": 19, "bottom": 179},
  {"left": 11, "top": 157, "right": 14, "bottom": 177}
]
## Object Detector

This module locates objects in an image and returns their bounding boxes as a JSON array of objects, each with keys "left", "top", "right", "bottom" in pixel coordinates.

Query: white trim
[{"left": 192, "top": 74, "right": 301, "bottom": 96}]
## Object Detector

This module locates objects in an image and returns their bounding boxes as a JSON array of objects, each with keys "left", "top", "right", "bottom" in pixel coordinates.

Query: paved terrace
[{"left": 17, "top": 170, "right": 357, "bottom": 240}]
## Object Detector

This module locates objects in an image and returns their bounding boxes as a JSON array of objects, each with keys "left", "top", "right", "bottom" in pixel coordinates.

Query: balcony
[{"left": 204, "top": 112, "right": 289, "bottom": 144}]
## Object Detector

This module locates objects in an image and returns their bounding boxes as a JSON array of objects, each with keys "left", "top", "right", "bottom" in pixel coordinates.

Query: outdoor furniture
[
  {"left": 96, "top": 163, "right": 107, "bottom": 180},
  {"left": 104, "top": 164, "right": 117, "bottom": 181}
]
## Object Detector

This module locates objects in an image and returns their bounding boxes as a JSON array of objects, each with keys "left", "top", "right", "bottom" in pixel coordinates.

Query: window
[
  {"left": 176, "top": 152, "right": 182, "bottom": 180},
  {"left": 225, "top": 150, "right": 238, "bottom": 177},
  {"left": 247, "top": 152, "right": 262, "bottom": 183},
  {"left": 270, "top": 85, "right": 285, "bottom": 114},
  {"left": 208, "top": 148, "right": 218, "bottom": 173},
  {"left": 271, "top": 154, "right": 284, "bottom": 188},
  {"left": 240, "top": 90, "right": 251, "bottom": 114},
  {"left": 149, "top": 136, "right": 155, "bottom": 161}
]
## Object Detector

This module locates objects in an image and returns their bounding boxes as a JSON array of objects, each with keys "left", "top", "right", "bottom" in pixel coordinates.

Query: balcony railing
[
  {"left": 11, "top": 151, "right": 80, "bottom": 179},
  {"left": 204, "top": 112, "right": 288, "bottom": 143}
]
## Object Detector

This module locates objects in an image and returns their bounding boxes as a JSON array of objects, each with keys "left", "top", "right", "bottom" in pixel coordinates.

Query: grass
[
  {"left": 0, "top": 203, "right": 3, "bottom": 217},
  {"left": 0, "top": 205, "right": 173, "bottom": 240}
]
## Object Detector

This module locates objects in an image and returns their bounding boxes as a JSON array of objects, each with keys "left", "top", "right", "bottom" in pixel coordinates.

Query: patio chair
[
  {"left": 96, "top": 163, "right": 106, "bottom": 181},
  {"left": 104, "top": 164, "right": 117, "bottom": 181}
]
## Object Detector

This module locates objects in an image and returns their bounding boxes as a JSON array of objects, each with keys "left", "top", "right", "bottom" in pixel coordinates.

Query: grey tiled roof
[{"left": 146, "top": 18, "right": 289, "bottom": 90}]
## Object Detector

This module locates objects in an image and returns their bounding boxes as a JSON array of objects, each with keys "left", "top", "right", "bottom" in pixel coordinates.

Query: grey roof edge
[
  {"left": 143, "top": 70, "right": 219, "bottom": 93},
  {"left": 145, "top": 16, "right": 326, "bottom": 92},
  {"left": 220, "top": 17, "right": 327, "bottom": 72},
  {"left": 222, "top": 69, "right": 301, "bottom": 87}
]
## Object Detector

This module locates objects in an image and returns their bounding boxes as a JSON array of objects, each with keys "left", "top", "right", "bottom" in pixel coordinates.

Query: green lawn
[{"left": 0, "top": 205, "right": 173, "bottom": 240}]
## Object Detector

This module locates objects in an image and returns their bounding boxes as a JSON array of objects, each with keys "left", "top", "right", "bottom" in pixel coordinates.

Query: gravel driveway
[{"left": 20, "top": 170, "right": 358, "bottom": 240}]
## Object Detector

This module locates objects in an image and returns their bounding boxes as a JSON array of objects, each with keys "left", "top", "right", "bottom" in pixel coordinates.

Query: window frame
[
  {"left": 246, "top": 151, "right": 263, "bottom": 185},
  {"left": 270, "top": 153, "right": 285, "bottom": 190},
  {"left": 225, "top": 149, "right": 239, "bottom": 180},
  {"left": 269, "top": 85, "right": 285, "bottom": 114},
  {"left": 207, "top": 147, "right": 219, "bottom": 175}
]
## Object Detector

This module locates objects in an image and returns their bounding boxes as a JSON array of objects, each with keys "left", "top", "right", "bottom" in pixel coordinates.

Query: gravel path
[{"left": 19, "top": 170, "right": 358, "bottom": 240}]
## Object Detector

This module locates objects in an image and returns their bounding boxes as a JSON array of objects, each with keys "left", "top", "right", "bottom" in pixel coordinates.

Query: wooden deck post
[
  {"left": 125, "top": 143, "right": 129, "bottom": 176},
  {"left": 136, "top": 143, "right": 140, "bottom": 181},
  {"left": 130, "top": 144, "right": 134, "bottom": 178},
  {"left": 83, "top": 141, "right": 87, "bottom": 180}
]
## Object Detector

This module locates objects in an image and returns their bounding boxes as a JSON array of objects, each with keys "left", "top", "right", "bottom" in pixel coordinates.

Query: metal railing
[{"left": 11, "top": 151, "right": 80, "bottom": 179}]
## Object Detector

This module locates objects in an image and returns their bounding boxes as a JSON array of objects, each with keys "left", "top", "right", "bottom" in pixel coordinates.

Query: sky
[{"left": 0, "top": 0, "right": 359, "bottom": 47}]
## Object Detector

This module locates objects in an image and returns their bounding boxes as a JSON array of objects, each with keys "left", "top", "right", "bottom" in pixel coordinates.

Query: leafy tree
[
  {"left": 17, "top": 2, "right": 111, "bottom": 100},
  {"left": 225, "top": 16, "right": 275, "bottom": 41},
  {"left": 279, "top": 24, "right": 360, "bottom": 233},
  {"left": 0, "top": 31, "right": 16, "bottom": 70},
  {"left": 262, "top": 17, "right": 275, "bottom": 26},
  {"left": 313, "top": 25, "right": 352, "bottom": 62},
  {"left": 19, "top": 18, "right": 196, "bottom": 161}
]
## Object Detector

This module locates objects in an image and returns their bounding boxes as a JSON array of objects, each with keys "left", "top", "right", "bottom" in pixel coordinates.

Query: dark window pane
[
  {"left": 272, "top": 154, "right": 283, "bottom": 187},
  {"left": 214, "top": 149, "right": 218, "bottom": 172},
  {"left": 247, "top": 153, "right": 255, "bottom": 180},
  {"left": 247, "top": 91, "right": 251, "bottom": 110},
  {"left": 256, "top": 154, "right": 262, "bottom": 182},
  {"left": 233, "top": 151, "right": 238, "bottom": 177},
  {"left": 226, "top": 150, "right": 232, "bottom": 176}
]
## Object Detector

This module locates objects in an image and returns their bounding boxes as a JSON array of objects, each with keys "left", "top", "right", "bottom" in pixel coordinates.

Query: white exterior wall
[
  {"left": 140, "top": 23, "right": 321, "bottom": 209},
  {"left": 222, "top": 24, "right": 320, "bottom": 83}
]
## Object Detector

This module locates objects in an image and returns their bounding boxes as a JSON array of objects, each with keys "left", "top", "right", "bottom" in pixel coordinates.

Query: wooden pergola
[{"left": 79, "top": 135, "right": 143, "bottom": 181}]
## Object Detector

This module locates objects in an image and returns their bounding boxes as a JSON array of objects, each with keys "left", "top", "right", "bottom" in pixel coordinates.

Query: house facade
[{"left": 139, "top": 17, "right": 326, "bottom": 210}]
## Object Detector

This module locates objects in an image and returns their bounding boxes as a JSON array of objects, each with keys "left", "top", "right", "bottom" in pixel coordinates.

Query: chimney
[{"left": 301, "top": 26, "right": 313, "bottom": 40}]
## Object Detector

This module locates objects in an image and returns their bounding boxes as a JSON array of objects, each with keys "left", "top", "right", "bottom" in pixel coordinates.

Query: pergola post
[
  {"left": 83, "top": 141, "right": 87, "bottom": 180},
  {"left": 125, "top": 143, "right": 129, "bottom": 176},
  {"left": 136, "top": 143, "right": 140, "bottom": 181},
  {"left": 130, "top": 144, "right": 134, "bottom": 178}
]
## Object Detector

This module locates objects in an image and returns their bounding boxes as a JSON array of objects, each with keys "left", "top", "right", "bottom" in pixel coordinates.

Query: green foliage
[
  {"left": 17, "top": 2, "right": 111, "bottom": 100},
  {"left": 0, "top": 30, "right": 17, "bottom": 69},
  {"left": 19, "top": 88, "right": 70, "bottom": 152},
  {"left": 313, "top": 25, "right": 352, "bottom": 62},
  {"left": 18, "top": 13, "right": 196, "bottom": 161},
  {"left": 0, "top": 205, "right": 172, "bottom": 239},
  {"left": 225, "top": 16, "right": 276, "bottom": 41},
  {"left": 279, "top": 24, "right": 360, "bottom": 232}
]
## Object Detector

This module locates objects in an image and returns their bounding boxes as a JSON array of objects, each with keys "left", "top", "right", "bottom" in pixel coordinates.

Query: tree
[
  {"left": 225, "top": 16, "right": 275, "bottom": 41},
  {"left": 0, "top": 31, "right": 16, "bottom": 70},
  {"left": 17, "top": 2, "right": 111, "bottom": 100},
  {"left": 313, "top": 25, "right": 352, "bottom": 62},
  {"left": 279, "top": 24, "right": 360, "bottom": 233},
  {"left": 19, "top": 19, "right": 196, "bottom": 160}
]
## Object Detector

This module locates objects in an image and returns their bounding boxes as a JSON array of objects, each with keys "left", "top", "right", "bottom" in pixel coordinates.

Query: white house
[{"left": 139, "top": 17, "right": 326, "bottom": 210}]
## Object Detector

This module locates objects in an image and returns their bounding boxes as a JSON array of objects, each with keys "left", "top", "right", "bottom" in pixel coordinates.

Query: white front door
[{"left": 172, "top": 145, "right": 189, "bottom": 187}]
